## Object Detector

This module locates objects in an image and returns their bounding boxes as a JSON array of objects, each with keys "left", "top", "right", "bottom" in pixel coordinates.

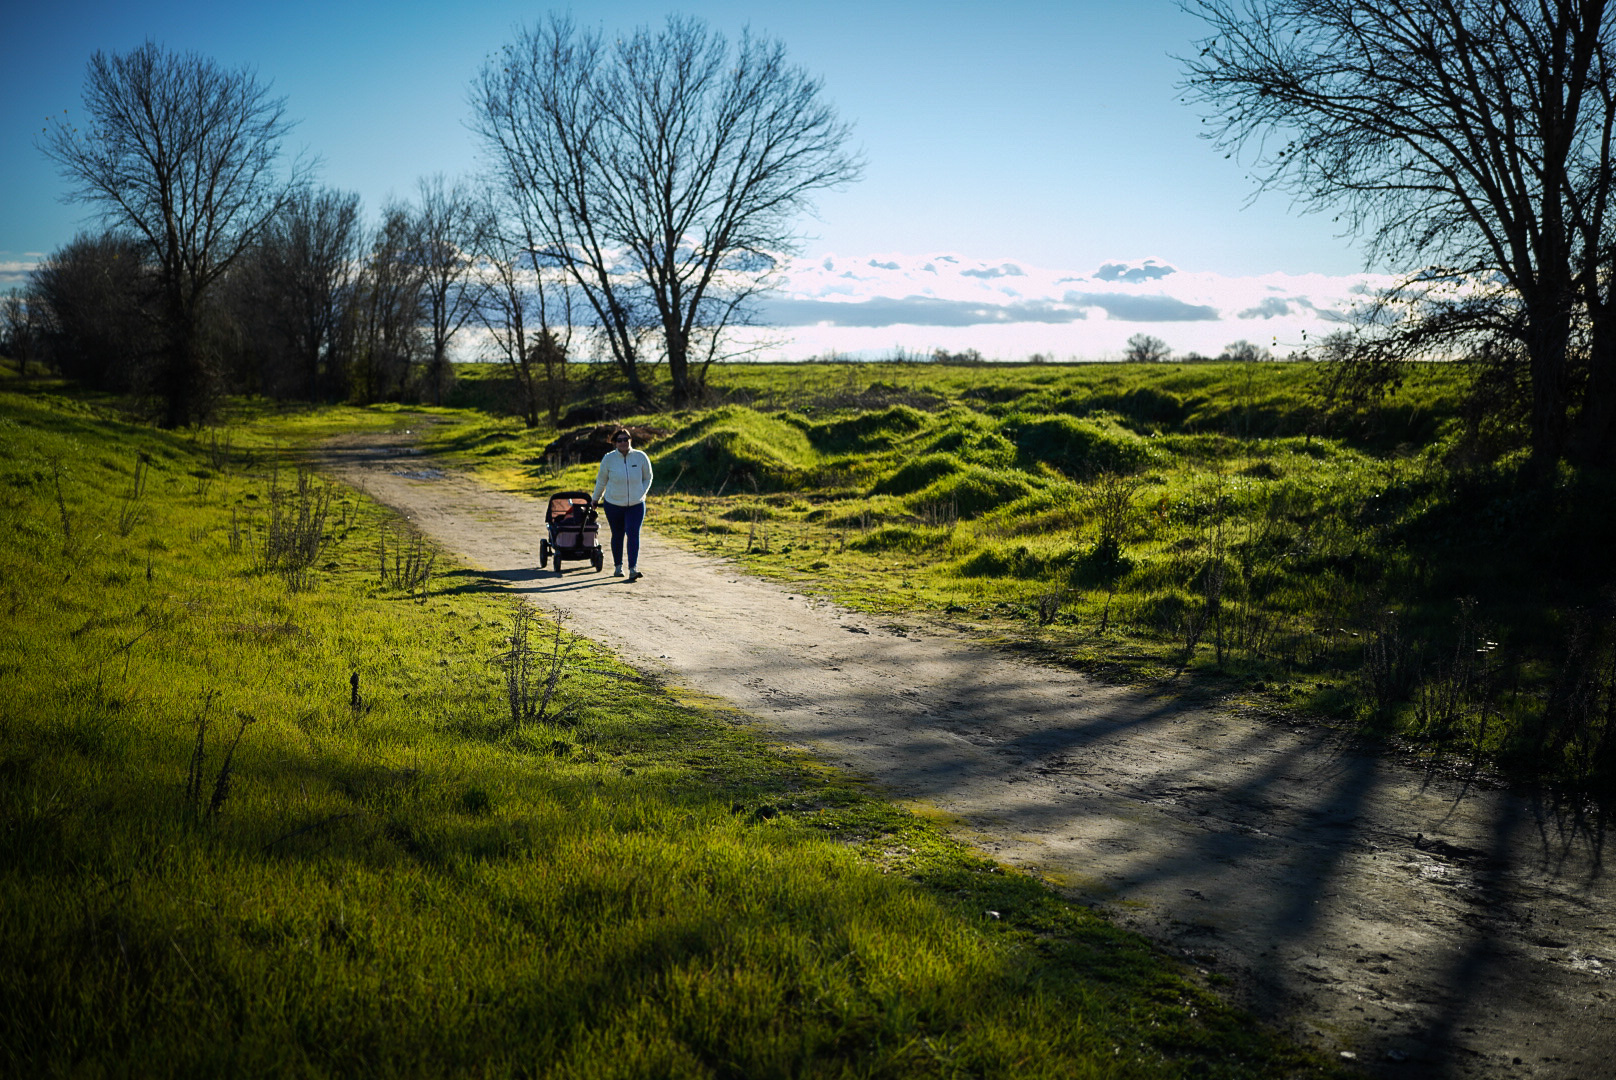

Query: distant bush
[{"left": 1218, "top": 340, "right": 1274, "bottom": 364}]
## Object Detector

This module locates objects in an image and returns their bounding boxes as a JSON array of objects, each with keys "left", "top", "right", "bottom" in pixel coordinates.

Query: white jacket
[{"left": 591, "top": 448, "right": 653, "bottom": 506}]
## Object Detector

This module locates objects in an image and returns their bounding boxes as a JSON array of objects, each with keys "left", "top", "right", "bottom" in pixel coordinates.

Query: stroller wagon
[{"left": 539, "top": 491, "right": 604, "bottom": 574}]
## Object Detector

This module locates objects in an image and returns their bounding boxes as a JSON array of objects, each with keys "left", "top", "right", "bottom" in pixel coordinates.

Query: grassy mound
[
  {"left": 805, "top": 404, "right": 933, "bottom": 452},
  {"left": 956, "top": 543, "right": 1081, "bottom": 580},
  {"left": 872, "top": 452, "right": 966, "bottom": 496},
  {"left": 653, "top": 406, "right": 818, "bottom": 492},
  {"left": 848, "top": 523, "right": 960, "bottom": 554},
  {"left": 905, "top": 466, "right": 1035, "bottom": 519},
  {"left": 1008, "top": 413, "right": 1155, "bottom": 475},
  {"left": 1080, "top": 385, "right": 1188, "bottom": 430},
  {"left": 917, "top": 416, "right": 1016, "bottom": 468}
]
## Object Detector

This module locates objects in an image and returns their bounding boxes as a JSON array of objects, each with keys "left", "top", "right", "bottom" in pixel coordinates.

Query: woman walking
[{"left": 591, "top": 429, "right": 653, "bottom": 581}]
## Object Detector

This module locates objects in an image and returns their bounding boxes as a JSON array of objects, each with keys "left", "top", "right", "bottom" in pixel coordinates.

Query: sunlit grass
[
  {"left": 430, "top": 359, "right": 1614, "bottom": 796},
  {"left": 0, "top": 386, "right": 1343, "bottom": 1077}
]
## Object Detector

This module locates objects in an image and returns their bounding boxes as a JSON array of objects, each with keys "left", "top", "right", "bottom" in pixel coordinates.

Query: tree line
[
  {"left": 6, "top": 176, "right": 578, "bottom": 426},
  {"left": 11, "top": 20, "right": 858, "bottom": 426}
]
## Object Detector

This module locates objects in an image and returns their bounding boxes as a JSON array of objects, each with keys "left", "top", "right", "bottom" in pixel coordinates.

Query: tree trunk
[
  {"left": 666, "top": 320, "right": 692, "bottom": 408},
  {"left": 306, "top": 339, "right": 322, "bottom": 401},
  {"left": 1525, "top": 290, "right": 1575, "bottom": 484},
  {"left": 1573, "top": 300, "right": 1616, "bottom": 467},
  {"left": 157, "top": 291, "right": 209, "bottom": 428},
  {"left": 427, "top": 345, "right": 449, "bottom": 406}
]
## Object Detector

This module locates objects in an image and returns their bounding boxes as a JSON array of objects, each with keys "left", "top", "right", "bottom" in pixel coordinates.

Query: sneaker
[
  {"left": 612, "top": 566, "right": 624, "bottom": 577},
  {"left": 628, "top": 568, "right": 642, "bottom": 582}
]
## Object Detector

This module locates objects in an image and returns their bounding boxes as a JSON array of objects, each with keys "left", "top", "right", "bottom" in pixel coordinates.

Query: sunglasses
[{"left": 613, "top": 436, "right": 630, "bottom": 443}]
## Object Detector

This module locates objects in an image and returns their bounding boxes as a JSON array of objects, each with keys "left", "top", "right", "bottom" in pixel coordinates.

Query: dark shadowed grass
[{"left": 0, "top": 387, "right": 1344, "bottom": 1077}]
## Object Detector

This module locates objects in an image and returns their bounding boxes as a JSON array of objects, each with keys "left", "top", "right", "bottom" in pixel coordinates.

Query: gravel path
[{"left": 325, "top": 434, "right": 1614, "bottom": 1080}]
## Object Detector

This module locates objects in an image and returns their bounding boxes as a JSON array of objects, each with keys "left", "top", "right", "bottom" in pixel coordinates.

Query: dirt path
[{"left": 324, "top": 434, "right": 1613, "bottom": 1080}]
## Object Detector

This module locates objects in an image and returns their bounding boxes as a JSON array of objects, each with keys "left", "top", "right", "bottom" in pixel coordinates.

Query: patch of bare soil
[
  {"left": 323, "top": 432, "right": 1615, "bottom": 1080},
  {"left": 538, "top": 424, "right": 672, "bottom": 465}
]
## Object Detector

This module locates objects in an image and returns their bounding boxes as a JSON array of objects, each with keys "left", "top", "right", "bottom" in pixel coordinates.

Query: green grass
[
  {"left": 0, "top": 383, "right": 1345, "bottom": 1077},
  {"left": 428, "top": 358, "right": 1616, "bottom": 802}
]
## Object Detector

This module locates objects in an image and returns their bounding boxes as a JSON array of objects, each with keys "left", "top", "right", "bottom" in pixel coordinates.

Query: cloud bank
[
  {"left": 0, "top": 248, "right": 1388, "bottom": 364},
  {"left": 0, "top": 258, "right": 37, "bottom": 291},
  {"left": 753, "top": 253, "right": 1393, "bottom": 360}
]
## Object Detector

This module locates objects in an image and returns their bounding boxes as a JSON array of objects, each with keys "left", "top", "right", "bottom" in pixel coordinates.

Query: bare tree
[
  {"left": 38, "top": 41, "right": 304, "bottom": 426},
  {"left": 236, "top": 188, "right": 362, "bottom": 400},
  {"left": 1181, "top": 0, "right": 1616, "bottom": 476},
  {"left": 473, "top": 190, "right": 576, "bottom": 427},
  {"left": 30, "top": 232, "right": 158, "bottom": 392},
  {"left": 472, "top": 14, "right": 862, "bottom": 407},
  {"left": 1, "top": 289, "right": 41, "bottom": 376},
  {"left": 411, "top": 176, "right": 482, "bottom": 405},
  {"left": 1568, "top": 31, "right": 1616, "bottom": 462},
  {"left": 1220, "top": 339, "right": 1272, "bottom": 363},
  {"left": 1124, "top": 333, "right": 1171, "bottom": 363},
  {"left": 1084, "top": 470, "right": 1145, "bottom": 564},
  {"left": 349, "top": 206, "right": 427, "bottom": 403}
]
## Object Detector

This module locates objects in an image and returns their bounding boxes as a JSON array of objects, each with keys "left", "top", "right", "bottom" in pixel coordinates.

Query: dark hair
[{"left": 611, "top": 429, "right": 631, "bottom": 442}]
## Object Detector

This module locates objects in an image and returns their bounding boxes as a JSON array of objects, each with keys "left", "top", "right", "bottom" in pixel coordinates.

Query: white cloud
[
  {"left": 960, "top": 262, "right": 1026, "bottom": 279},
  {"left": 1093, "top": 259, "right": 1175, "bottom": 283},
  {"left": 1238, "top": 296, "right": 1294, "bottom": 320},
  {"left": 762, "top": 296, "right": 1088, "bottom": 327},
  {"left": 1061, "top": 291, "right": 1218, "bottom": 322},
  {"left": 0, "top": 258, "right": 37, "bottom": 290},
  {"left": 756, "top": 252, "right": 1395, "bottom": 359}
]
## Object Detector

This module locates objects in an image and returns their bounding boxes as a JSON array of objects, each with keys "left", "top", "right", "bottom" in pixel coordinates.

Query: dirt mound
[{"left": 538, "top": 424, "right": 671, "bottom": 464}]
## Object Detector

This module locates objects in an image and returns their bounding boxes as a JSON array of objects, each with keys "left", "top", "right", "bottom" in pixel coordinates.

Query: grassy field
[
  {"left": 0, "top": 377, "right": 1347, "bottom": 1077},
  {"left": 440, "top": 358, "right": 1616, "bottom": 804}
]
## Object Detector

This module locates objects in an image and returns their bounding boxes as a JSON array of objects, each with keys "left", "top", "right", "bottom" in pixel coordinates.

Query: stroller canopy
[{"left": 546, "top": 491, "right": 593, "bottom": 523}]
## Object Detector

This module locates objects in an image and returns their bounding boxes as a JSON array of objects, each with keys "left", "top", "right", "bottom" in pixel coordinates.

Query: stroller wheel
[
  {"left": 539, "top": 539, "right": 550, "bottom": 566},
  {"left": 553, "top": 548, "right": 564, "bottom": 574}
]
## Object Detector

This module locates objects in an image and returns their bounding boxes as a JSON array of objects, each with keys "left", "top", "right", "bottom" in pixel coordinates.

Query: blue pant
[{"left": 601, "top": 500, "right": 644, "bottom": 569}]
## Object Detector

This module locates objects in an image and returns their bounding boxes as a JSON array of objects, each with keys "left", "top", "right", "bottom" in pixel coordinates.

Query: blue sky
[{"left": 3, "top": 0, "right": 1384, "bottom": 359}]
